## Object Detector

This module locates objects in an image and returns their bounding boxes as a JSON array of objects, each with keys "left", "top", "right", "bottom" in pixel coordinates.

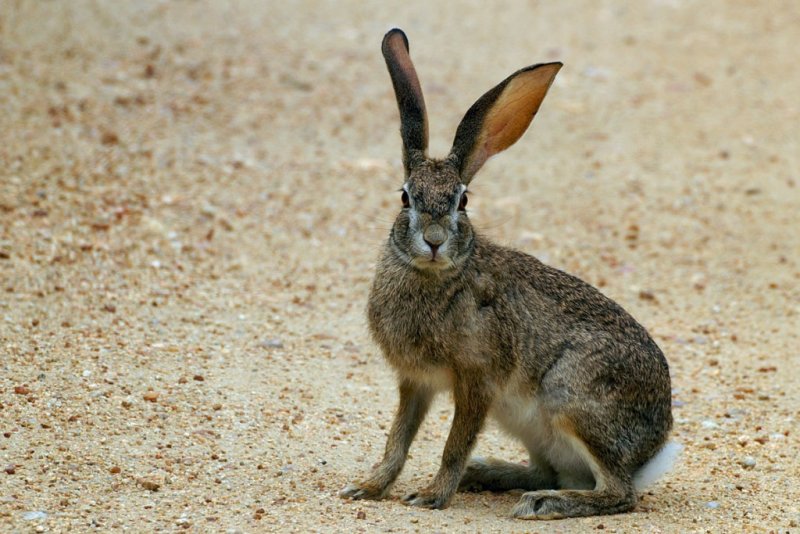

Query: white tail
[{"left": 633, "top": 441, "right": 682, "bottom": 491}]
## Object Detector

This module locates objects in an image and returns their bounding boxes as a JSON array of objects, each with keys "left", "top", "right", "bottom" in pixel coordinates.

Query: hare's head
[{"left": 381, "top": 29, "right": 561, "bottom": 272}]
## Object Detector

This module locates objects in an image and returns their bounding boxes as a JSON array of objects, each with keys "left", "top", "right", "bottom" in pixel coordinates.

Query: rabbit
[{"left": 340, "top": 28, "right": 678, "bottom": 520}]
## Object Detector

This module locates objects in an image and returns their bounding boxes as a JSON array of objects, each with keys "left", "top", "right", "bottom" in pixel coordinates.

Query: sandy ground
[{"left": 1, "top": 1, "right": 798, "bottom": 532}]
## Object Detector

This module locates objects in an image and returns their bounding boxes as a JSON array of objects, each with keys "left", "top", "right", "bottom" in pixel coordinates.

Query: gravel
[{"left": 1, "top": 1, "right": 798, "bottom": 532}]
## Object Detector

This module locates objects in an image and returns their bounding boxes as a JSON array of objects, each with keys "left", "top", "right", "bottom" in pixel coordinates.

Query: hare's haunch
[{"left": 340, "top": 28, "right": 677, "bottom": 520}]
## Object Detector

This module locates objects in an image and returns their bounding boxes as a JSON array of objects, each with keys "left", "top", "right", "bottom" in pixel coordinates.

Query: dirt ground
[{"left": 1, "top": 1, "right": 798, "bottom": 532}]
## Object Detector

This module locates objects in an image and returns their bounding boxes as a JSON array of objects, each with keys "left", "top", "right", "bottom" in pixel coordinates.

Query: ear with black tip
[
  {"left": 449, "top": 62, "right": 562, "bottom": 184},
  {"left": 382, "top": 28, "right": 428, "bottom": 172}
]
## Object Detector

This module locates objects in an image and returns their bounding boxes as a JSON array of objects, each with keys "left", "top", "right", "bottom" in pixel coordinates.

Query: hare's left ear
[{"left": 449, "top": 62, "right": 562, "bottom": 184}]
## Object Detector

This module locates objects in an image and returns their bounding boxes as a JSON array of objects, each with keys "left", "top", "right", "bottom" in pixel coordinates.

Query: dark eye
[
  {"left": 458, "top": 193, "right": 468, "bottom": 211},
  {"left": 401, "top": 190, "right": 410, "bottom": 208}
]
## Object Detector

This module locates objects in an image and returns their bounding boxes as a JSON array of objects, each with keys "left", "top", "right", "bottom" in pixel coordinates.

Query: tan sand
[{"left": 1, "top": 1, "right": 798, "bottom": 532}]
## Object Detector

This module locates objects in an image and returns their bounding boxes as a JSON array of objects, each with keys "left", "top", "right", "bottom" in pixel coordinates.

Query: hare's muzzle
[{"left": 423, "top": 224, "right": 447, "bottom": 259}]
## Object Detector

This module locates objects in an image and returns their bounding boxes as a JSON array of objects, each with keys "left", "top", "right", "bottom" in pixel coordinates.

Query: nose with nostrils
[{"left": 423, "top": 223, "right": 447, "bottom": 259}]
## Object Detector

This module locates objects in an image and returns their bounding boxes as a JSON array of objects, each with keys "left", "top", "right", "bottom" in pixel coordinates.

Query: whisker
[{"left": 473, "top": 214, "right": 514, "bottom": 231}]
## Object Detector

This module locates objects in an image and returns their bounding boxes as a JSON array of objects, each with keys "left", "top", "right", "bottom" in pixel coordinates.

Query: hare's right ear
[
  {"left": 382, "top": 29, "right": 428, "bottom": 172},
  {"left": 449, "top": 62, "right": 562, "bottom": 184}
]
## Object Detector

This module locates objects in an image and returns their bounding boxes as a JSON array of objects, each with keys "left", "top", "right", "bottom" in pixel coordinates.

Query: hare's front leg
[
  {"left": 403, "top": 374, "right": 491, "bottom": 509},
  {"left": 340, "top": 379, "right": 433, "bottom": 500}
]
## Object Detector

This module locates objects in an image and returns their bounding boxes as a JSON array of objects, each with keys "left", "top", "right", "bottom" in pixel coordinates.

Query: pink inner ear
[
  {"left": 482, "top": 70, "right": 556, "bottom": 156},
  {"left": 459, "top": 64, "right": 560, "bottom": 181}
]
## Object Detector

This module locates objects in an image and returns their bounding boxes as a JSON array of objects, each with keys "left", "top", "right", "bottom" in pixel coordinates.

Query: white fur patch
[{"left": 633, "top": 441, "right": 682, "bottom": 491}]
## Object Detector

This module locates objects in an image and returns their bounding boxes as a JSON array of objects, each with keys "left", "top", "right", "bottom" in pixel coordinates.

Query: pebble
[
  {"left": 260, "top": 338, "right": 284, "bottom": 349},
  {"left": 23, "top": 511, "right": 48, "bottom": 520},
  {"left": 740, "top": 456, "right": 756, "bottom": 469},
  {"left": 138, "top": 475, "right": 163, "bottom": 491},
  {"left": 706, "top": 501, "right": 720, "bottom": 509},
  {"left": 143, "top": 391, "right": 159, "bottom": 402}
]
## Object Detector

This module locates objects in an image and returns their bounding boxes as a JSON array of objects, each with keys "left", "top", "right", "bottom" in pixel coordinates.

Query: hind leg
[
  {"left": 459, "top": 457, "right": 557, "bottom": 492},
  {"left": 512, "top": 415, "right": 637, "bottom": 519}
]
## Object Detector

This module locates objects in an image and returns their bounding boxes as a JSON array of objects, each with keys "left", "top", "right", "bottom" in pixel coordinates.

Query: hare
[{"left": 340, "top": 28, "right": 678, "bottom": 520}]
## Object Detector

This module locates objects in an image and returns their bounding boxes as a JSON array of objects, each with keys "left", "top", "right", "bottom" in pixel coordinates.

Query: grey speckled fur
[{"left": 340, "top": 28, "right": 673, "bottom": 520}]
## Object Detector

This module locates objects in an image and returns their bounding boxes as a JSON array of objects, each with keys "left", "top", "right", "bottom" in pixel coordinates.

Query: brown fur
[{"left": 340, "top": 29, "right": 673, "bottom": 520}]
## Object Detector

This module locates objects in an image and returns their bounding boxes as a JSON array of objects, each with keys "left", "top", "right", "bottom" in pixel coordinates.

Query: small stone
[
  {"left": 13, "top": 385, "right": 30, "bottom": 395},
  {"left": 706, "top": 501, "right": 720, "bottom": 509},
  {"left": 23, "top": 511, "right": 47, "bottom": 521},
  {"left": 193, "top": 374, "right": 205, "bottom": 381},
  {"left": 4, "top": 464, "right": 16, "bottom": 475},
  {"left": 143, "top": 391, "right": 159, "bottom": 402},
  {"left": 138, "top": 475, "right": 163, "bottom": 491},
  {"left": 740, "top": 456, "right": 756, "bottom": 469},
  {"left": 638, "top": 290, "right": 657, "bottom": 302},
  {"left": 110, "top": 466, "right": 121, "bottom": 474},
  {"left": 356, "top": 510, "right": 367, "bottom": 520},
  {"left": 260, "top": 338, "right": 283, "bottom": 349}
]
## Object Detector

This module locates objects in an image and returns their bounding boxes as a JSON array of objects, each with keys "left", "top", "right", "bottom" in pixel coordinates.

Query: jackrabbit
[{"left": 340, "top": 28, "right": 678, "bottom": 520}]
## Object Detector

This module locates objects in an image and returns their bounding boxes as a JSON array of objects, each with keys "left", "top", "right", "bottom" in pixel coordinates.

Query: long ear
[
  {"left": 382, "top": 29, "right": 428, "bottom": 171},
  {"left": 449, "top": 62, "right": 562, "bottom": 183}
]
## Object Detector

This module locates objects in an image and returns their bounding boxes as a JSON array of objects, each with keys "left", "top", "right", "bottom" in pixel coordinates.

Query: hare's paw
[
  {"left": 402, "top": 488, "right": 450, "bottom": 509},
  {"left": 512, "top": 487, "right": 637, "bottom": 519},
  {"left": 339, "top": 481, "right": 386, "bottom": 501},
  {"left": 511, "top": 490, "right": 566, "bottom": 520}
]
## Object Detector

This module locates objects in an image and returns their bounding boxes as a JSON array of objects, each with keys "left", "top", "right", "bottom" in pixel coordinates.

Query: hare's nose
[{"left": 423, "top": 224, "right": 446, "bottom": 255}]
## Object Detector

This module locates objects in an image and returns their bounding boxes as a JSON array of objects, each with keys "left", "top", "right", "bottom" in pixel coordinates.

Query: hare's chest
[{"left": 370, "top": 278, "right": 471, "bottom": 338}]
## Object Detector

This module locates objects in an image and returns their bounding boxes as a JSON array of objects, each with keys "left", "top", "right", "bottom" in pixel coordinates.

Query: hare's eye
[
  {"left": 458, "top": 193, "right": 468, "bottom": 211},
  {"left": 401, "top": 190, "right": 410, "bottom": 208}
]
